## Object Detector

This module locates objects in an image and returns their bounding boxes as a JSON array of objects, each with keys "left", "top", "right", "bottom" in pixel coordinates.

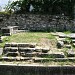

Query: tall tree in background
[{"left": 4, "top": 0, "right": 75, "bottom": 18}]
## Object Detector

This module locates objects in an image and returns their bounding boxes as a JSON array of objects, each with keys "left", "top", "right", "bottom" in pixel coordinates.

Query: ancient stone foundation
[
  {"left": 0, "top": 14, "right": 74, "bottom": 32},
  {"left": 0, "top": 65, "right": 75, "bottom": 75}
]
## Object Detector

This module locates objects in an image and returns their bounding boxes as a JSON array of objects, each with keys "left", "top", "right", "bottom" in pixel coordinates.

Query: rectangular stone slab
[
  {"left": 67, "top": 52, "right": 75, "bottom": 57},
  {"left": 33, "top": 58, "right": 75, "bottom": 62},
  {"left": 0, "top": 57, "right": 31, "bottom": 61},
  {"left": 71, "top": 40, "right": 75, "bottom": 43},
  {"left": 18, "top": 47, "right": 36, "bottom": 52},
  {"left": 18, "top": 43, "right": 36, "bottom": 48},
  {"left": 65, "top": 45, "right": 71, "bottom": 48},
  {"left": 37, "top": 53, "right": 64, "bottom": 58}
]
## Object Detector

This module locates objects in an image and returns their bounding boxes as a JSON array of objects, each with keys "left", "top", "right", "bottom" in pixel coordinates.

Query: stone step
[
  {"left": 71, "top": 40, "right": 75, "bottom": 43},
  {"left": 18, "top": 47, "right": 36, "bottom": 51},
  {"left": 5, "top": 52, "right": 19, "bottom": 57},
  {"left": 18, "top": 43, "right": 36, "bottom": 48},
  {"left": 66, "top": 50, "right": 75, "bottom": 57},
  {"left": 3, "top": 33, "right": 11, "bottom": 36},
  {"left": 19, "top": 52, "right": 64, "bottom": 58},
  {"left": 4, "top": 43, "right": 11, "bottom": 47},
  {"left": 57, "top": 41, "right": 64, "bottom": 48},
  {"left": 65, "top": 45, "right": 71, "bottom": 48},
  {"left": 4, "top": 47, "right": 18, "bottom": 50},
  {"left": 68, "top": 34, "right": 75, "bottom": 39},
  {"left": 23, "top": 52, "right": 40, "bottom": 57},
  {"left": 1, "top": 57, "right": 75, "bottom": 62},
  {"left": 0, "top": 57, "right": 31, "bottom": 61},
  {"left": 42, "top": 48, "right": 50, "bottom": 53},
  {"left": 4, "top": 43, "right": 18, "bottom": 47},
  {"left": 56, "top": 38, "right": 65, "bottom": 41},
  {"left": 19, "top": 47, "right": 49, "bottom": 52},
  {"left": 37, "top": 52, "right": 64, "bottom": 58},
  {"left": 33, "top": 57, "right": 75, "bottom": 62},
  {"left": 3, "top": 47, "right": 18, "bottom": 54},
  {"left": 3, "top": 47, "right": 50, "bottom": 56},
  {"left": 72, "top": 43, "right": 75, "bottom": 47},
  {"left": 58, "top": 34, "right": 66, "bottom": 38},
  {"left": 4, "top": 43, "right": 37, "bottom": 48}
]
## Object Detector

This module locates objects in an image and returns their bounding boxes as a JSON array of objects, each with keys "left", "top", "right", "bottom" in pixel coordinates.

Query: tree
[
  {"left": 4, "top": 0, "right": 75, "bottom": 18},
  {"left": 4, "top": 0, "right": 12, "bottom": 13}
]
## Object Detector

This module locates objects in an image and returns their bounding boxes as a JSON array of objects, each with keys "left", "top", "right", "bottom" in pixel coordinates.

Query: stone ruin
[
  {"left": 1, "top": 26, "right": 18, "bottom": 36},
  {"left": 0, "top": 14, "right": 74, "bottom": 32},
  {"left": 0, "top": 32, "right": 75, "bottom": 63},
  {"left": 1, "top": 43, "right": 50, "bottom": 62},
  {"left": 54, "top": 32, "right": 75, "bottom": 57},
  {"left": 0, "top": 42, "right": 68, "bottom": 63}
]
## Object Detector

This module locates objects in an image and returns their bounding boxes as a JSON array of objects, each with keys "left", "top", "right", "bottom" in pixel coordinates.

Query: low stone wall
[
  {"left": 0, "top": 65, "right": 75, "bottom": 75},
  {"left": 0, "top": 14, "right": 74, "bottom": 32}
]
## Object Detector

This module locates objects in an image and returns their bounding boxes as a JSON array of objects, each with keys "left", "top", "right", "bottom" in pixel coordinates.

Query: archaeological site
[{"left": 0, "top": 0, "right": 75, "bottom": 75}]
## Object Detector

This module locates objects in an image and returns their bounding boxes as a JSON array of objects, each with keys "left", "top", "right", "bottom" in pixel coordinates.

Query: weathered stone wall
[
  {"left": 0, "top": 65, "right": 75, "bottom": 75},
  {"left": 0, "top": 14, "right": 74, "bottom": 32}
]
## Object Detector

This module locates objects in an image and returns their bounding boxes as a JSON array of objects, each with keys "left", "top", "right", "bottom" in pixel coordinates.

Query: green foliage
[
  {"left": 0, "top": 12, "right": 10, "bottom": 15},
  {"left": 4, "top": 0, "right": 75, "bottom": 17},
  {"left": 4, "top": 0, "right": 12, "bottom": 13},
  {"left": 64, "top": 31, "right": 71, "bottom": 34}
]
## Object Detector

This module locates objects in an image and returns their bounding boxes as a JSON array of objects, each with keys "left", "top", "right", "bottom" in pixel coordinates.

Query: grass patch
[
  {"left": 6, "top": 32, "right": 55, "bottom": 43},
  {"left": 0, "top": 32, "right": 55, "bottom": 47},
  {"left": 64, "top": 31, "right": 71, "bottom": 34}
]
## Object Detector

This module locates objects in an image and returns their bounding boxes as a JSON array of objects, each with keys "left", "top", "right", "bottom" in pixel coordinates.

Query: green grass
[
  {"left": 64, "top": 31, "right": 71, "bottom": 34},
  {"left": 0, "top": 32, "right": 55, "bottom": 47}
]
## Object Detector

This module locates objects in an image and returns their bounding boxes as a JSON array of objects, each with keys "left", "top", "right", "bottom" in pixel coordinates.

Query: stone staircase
[
  {"left": 1, "top": 39, "right": 75, "bottom": 63},
  {"left": 1, "top": 43, "right": 51, "bottom": 62}
]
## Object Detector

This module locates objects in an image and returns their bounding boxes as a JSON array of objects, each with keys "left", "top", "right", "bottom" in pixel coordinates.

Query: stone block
[
  {"left": 0, "top": 56, "right": 31, "bottom": 61},
  {"left": 20, "top": 57, "right": 31, "bottom": 61},
  {"left": 33, "top": 57, "right": 75, "bottom": 62},
  {"left": 37, "top": 52, "right": 64, "bottom": 58},
  {"left": 3, "top": 47, "right": 11, "bottom": 50},
  {"left": 6, "top": 52, "right": 19, "bottom": 57},
  {"left": 57, "top": 41, "right": 64, "bottom": 48},
  {"left": 71, "top": 40, "right": 75, "bottom": 43},
  {"left": 3, "top": 47, "right": 11, "bottom": 54},
  {"left": 25, "top": 53, "right": 36, "bottom": 57},
  {"left": 68, "top": 34, "right": 75, "bottom": 39},
  {"left": 3, "top": 47, "right": 18, "bottom": 53},
  {"left": 51, "top": 32, "right": 58, "bottom": 36},
  {"left": 5, "top": 43, "right": 10, "bottom": 47},
  {"left": 10, "top": 47, "right": 18, "bottom": 51},
  {"left": 65, "top": 45, "right": 71, "bottom": 49},
  {"left": 72, "top": 43, "right": 75, "bottom": 47},
  {"left": 1, "top": 57, "right": 16, "bottom": 61},
  {"left": 33, "top": 58, "right": 50, "bottom": 62},
  {"left": 0, "top": 48, "right": 3, "bottom": 55},
  {"left": 42, "top": 48, "right": 50, "bottom": 53},
  {"left": 66, "top": 49, "right": 75, "bottom": 57},
  {"left": 18, "top": 43, "right": 36, "bottom": 48},
  {"left": 34, "top": 47, "right": 42, "bottom": 52},
  {"left": 3, "top": 33, "right": 11, "bottom": 36},
  {"left": 18, "top": 47, "right": 35, "bottom": 52},
  {"left": 56, "top": 38, "right": 65, "bottom": 41},
  {"left": 11, "top": 43, "right": 18, "bottom": 47},
  {"left": 25, "top": 52, "right": 40, "bottom": 57},
  {"left": 58, "top": 33, "right": 66, "bottom": 38},
  {"left": 20, "top": 52, "right": 25, "bottom": 56}
]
